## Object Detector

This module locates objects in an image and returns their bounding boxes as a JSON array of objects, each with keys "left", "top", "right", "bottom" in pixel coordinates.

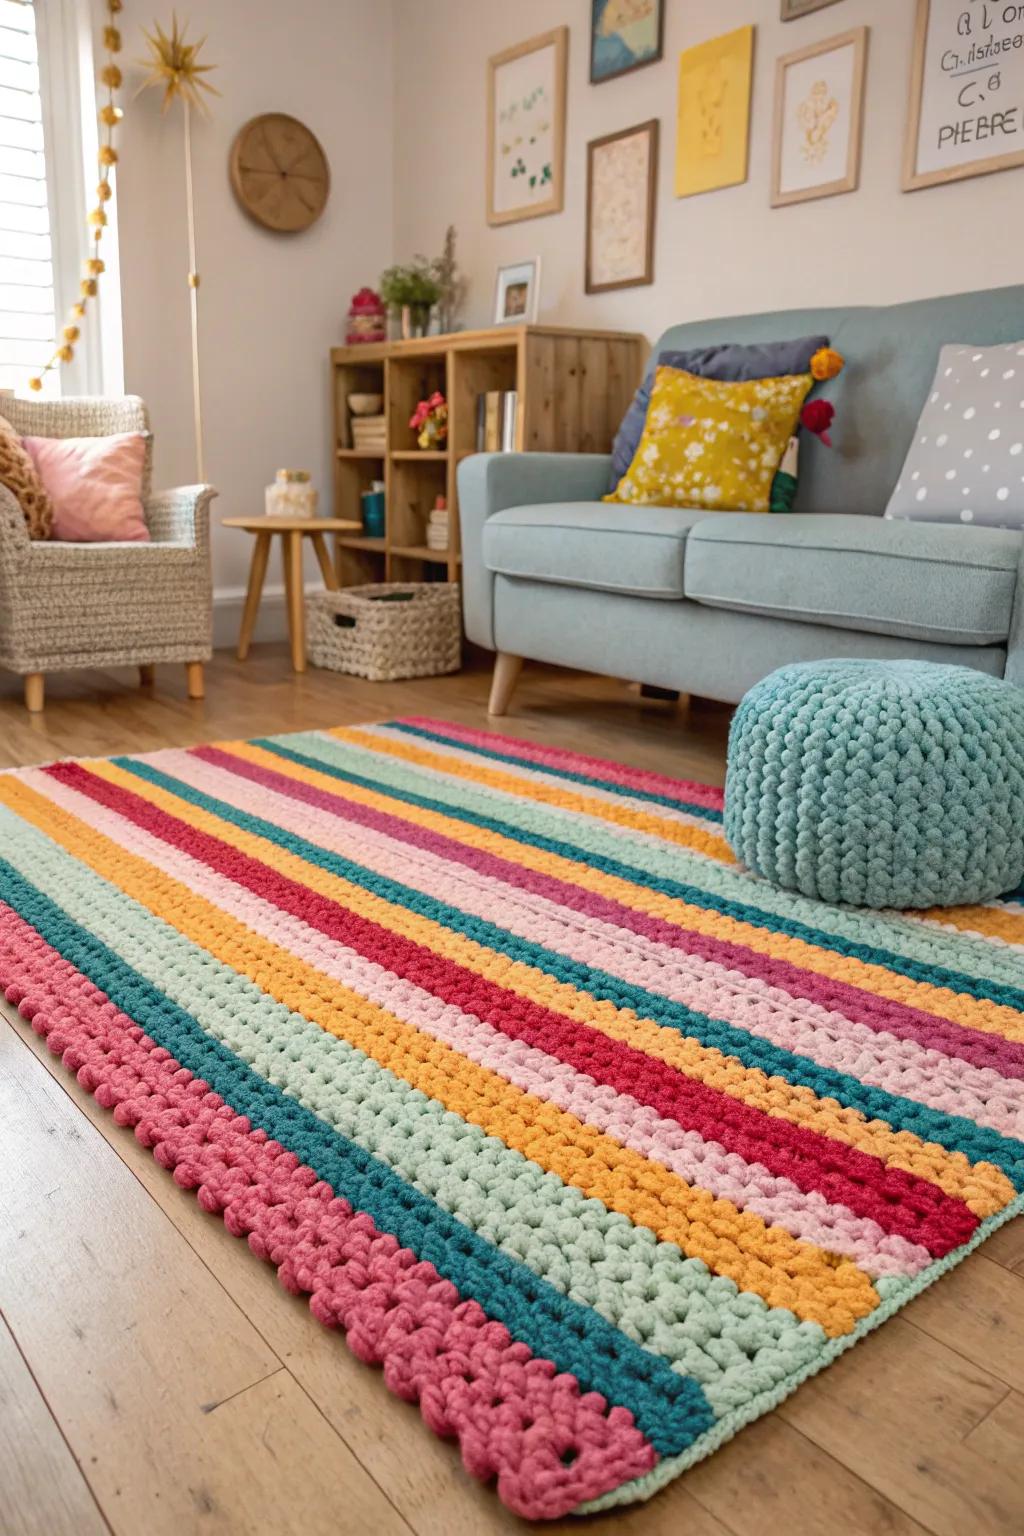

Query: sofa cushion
[
  {"left": 684, "top": 512, "right": 1021, "bottom": 645},
  {"left": 482, "top": 502, "right": 704, "bottom": 599}
]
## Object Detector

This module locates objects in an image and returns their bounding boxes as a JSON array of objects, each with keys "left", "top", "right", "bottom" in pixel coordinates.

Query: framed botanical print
[
  {"left": 585, "top": 119, "right": 659, "bottom": 293},
  {"left": 772, "top": 27, "right": 868, "bottom": 207},
  {"left": 487, "top": 27, "right": 568, "bottom": 226},
  {"left": 781, "top": 0, "right": 845, "bottom": 18},
  {"left": 904, "top": 0, "right": 1024, "bottom": 190},
  {"left": 590, "top": 0, "right": 664, "bottom": 84}
]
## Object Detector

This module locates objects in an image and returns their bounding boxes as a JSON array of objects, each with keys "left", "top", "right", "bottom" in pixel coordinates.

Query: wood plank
[
  {"left": 0, "top": 1313, "right": 110, "bottom": 1536},
  {"left": 981, "top": 1214, "right": 1024, "bottom": 1273},
  {"left": 905, "top": 1254, "right": 1024, "bottom": 1392},
  {"left": 0, "top": 1020, "right": 293, "bottom": 1536},
  {"left": 553, "top": 335, "right": 580, "bottom": 452},
  {"left": 780, "top": 1318, "right": 1024, "bottom": 1535},
  {"left": 684, "top": 1414, "right": 931, "bottom": 1536},
  {"left": 578, "top": 338, "right": 610, "bottom": 455}
]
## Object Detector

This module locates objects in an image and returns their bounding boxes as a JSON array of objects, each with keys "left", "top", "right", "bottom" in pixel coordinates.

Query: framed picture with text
[{"left": 904, "top": 0, "right": 1024, "bottom": 190}]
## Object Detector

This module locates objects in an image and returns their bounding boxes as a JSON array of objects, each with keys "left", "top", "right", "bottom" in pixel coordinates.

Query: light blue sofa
[{"left": 458, "top": 284, "right": 1024, "bottom": 714}]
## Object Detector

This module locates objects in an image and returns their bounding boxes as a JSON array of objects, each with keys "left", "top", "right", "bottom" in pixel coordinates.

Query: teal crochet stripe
[
  {"left": 111, "top": 754, "right": 1024, "bottom": 1186},
  {"left": 386, "top": 721, "right": 726, "bottom": 822},
  {"left": 0, "top": 855, "right": 712, "bottom": 1459},
  {"left": 259, "top": 734, "right": 1024, "bottom": 1014}
]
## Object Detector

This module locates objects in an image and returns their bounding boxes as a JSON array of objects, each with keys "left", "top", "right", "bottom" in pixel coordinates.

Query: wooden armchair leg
[
  {"left": 488, "top": 653, "right": 522, "bottom": 716},
  {"left": 24, "top": 672, "right": 44, "bottom": 712},
  {"left": 185, "top": 661, "right": 205, "bottom": 699},
  {"left": 139, "top": 664, "right": 155, "bottom": 687}
]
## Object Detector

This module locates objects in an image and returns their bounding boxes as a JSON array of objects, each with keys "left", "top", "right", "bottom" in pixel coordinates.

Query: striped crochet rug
[{"left": 1, "top": 719, "right": 1022, "bottom": 1519}]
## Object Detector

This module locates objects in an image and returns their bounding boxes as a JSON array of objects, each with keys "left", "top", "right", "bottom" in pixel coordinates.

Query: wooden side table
[{"left": 223, "top": 516, "right": 361, "bottom": 672}]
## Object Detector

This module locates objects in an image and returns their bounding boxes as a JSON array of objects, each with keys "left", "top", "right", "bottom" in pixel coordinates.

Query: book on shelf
[
  {"left": 350, "top": 413, "right": 386, "bottom": 451},
  {"left": 476, "top": 390, "right": 518, "bottom": 453}
]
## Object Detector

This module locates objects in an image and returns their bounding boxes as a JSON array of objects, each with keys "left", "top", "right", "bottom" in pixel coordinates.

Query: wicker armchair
[{"left": 0, "top": 395, "right": 215, "bottom": 712}]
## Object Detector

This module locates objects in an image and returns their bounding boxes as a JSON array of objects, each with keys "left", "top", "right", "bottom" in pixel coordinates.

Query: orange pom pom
[
  {"left": 88, "top": 207, "right": 107, "bottom": 227},
  {"left": 96, "top": 181, "right": 112, "bottom": 202},
  {"left": 63, "top": 325, "right": 80, "bottom": 343},
  {"left": 811, "top": 347, "right": 845, "bottom": 382},
  {"left": 87, "top": 257, "right": 105, "bottom": 275},
  {"left": 98, "top": 145, "right": 118, "bottom": 167},
  {"left": 103, "top": 26, "right": 121, "bottom": 50},
  {"left": 99, "top": 104, "right": 123, "bottom": 126},
  {"left": 28, "top": 376, "right": 43, "bottom": 392},
  {"left": 80, "top": 278, "right": 98, "bottom": 298},
  {"left": 100, "top": 63, "right": 122, "bottom": 89},
  {"left": 58, "top": 344, "right": 74, "bottom": 363}
]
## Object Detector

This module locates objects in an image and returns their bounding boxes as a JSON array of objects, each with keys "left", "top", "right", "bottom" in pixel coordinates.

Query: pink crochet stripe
[
  {"left": 392, "top": 717, "right": 726, "bottom": 810},
  {"left": 156, "top": 750, "right": 1024, "bottom": 1142},
  {"left": 185, "top": 744, "right": 1024, "bottom": 1089},
  {"left": 19, "top": 764, "right": 931, "bottom": 1280},
  {"left": 0, "top": 899, "right": 657, "bottom": 1521}
]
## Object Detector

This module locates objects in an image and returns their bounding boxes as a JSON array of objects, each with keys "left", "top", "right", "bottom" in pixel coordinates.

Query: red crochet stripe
[
  {"left": 0, "top": 898, "right": 656, "bottom": 1521},
  {"left": 46, "top": 762, "right": 979, "bottom": 1258}
]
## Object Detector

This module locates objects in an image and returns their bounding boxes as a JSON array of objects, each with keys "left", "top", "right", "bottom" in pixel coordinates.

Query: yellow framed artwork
[{"left": 674, "top": 26, "right": 754, "bottom": 199}]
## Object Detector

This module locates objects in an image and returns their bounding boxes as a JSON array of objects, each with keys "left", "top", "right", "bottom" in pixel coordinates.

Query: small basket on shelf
[{"left": 308, "top": 582, "right": 461, "bottom": 682}]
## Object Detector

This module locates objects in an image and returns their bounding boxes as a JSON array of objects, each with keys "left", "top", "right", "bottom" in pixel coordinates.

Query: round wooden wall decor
[{"left": 229, "top": 113, "right": 330, "bottom": 233}]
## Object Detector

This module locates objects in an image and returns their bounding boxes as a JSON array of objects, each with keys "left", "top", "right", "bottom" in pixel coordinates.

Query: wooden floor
[{"left": 1, "top": 645, "right": 1022, "bottom": 1536}]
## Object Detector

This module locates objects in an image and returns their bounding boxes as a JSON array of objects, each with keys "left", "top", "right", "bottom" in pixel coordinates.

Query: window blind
[{"left": 0, "top": 0, "right": 56, "bottom": 395}]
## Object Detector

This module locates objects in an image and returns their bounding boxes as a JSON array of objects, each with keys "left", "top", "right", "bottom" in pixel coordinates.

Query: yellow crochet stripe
[
  {"left": 49, "top": 756, "right": 1014, "bottom": 1219},
  {"left": 0, "top": 771, "right": 878, "bottom": 1337},
  {"left": 916, "top": 903, "right": 1024, "bottom": 946},
  {"left": 242, "top": 738, "right": 1024, "bottom": 1047},
  {"left": 327, "top": 724, "right": 735, "bottom": 864}
]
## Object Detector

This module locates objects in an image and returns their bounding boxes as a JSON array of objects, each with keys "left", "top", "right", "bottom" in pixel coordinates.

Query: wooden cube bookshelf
[{"left": 330, "top": 324, "right": 645, "bottom": 588}]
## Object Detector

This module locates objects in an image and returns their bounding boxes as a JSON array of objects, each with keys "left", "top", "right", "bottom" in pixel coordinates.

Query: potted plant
[{"left": 379, "top": 259, "right": 442, "bottom": 339}]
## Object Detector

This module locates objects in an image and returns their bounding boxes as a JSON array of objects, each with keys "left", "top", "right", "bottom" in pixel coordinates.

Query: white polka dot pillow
[{"left": 884, "top": 341, "right": 1024, "bottom": 529}]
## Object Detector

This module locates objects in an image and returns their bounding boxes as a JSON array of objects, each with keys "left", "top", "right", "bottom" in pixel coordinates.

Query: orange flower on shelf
[{"left": 409, "top": 391, "right": 448, "bottom": 451}]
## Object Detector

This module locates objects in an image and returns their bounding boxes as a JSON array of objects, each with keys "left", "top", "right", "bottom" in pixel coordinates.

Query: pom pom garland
[
  {"left": 27, "top": 0, "right": 122, "bottom": 395},
  {"left": 800, "top": 398, "right": 836, "bottom": 448},
  {"left": 810, "top": 346, "right": 845, "bottom": 382}
]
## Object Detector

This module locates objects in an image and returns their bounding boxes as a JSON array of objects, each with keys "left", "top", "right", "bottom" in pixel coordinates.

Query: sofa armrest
[
  {"left": 1007, "top": 541, "right": 1024, "bottom": 686},
  {"left": 144, "top": 484, "right": 217, "bottom": 548},
  {"left": 457, "top": 452, "right": 613, "bottom": 649},
  {"left": 0, "top": 484, "right": 30, "bottom": 575}
]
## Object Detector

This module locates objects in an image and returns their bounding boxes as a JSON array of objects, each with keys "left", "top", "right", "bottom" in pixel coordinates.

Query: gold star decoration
[{"left": 135, "top": 14, "right": 219, "bottom": 115}]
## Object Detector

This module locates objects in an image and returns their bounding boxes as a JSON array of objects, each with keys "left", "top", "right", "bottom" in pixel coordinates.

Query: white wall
[
  {"left": 392, "top": 0, "right": 1024, "bottom": 336},
  {"left": 116, "top": 0, "right": 394, "bottom": 643}
]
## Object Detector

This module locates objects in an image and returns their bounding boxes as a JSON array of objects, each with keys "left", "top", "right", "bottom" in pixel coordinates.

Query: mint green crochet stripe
[
  {"left": 0, "top": 804, "right": 809, "bottom": 1415},
  {"left": 0, "top": 845, "right": 713, "bottom": 1455},
  {"left": 577, "top": 1189, "right": 1024, "bottom": 1513},
  {"left": 275, "top": 729, "right": 1024, "bottom": 995},
  {"left": 111, "top": 754, "right": 1024, "bottom": 1184}
]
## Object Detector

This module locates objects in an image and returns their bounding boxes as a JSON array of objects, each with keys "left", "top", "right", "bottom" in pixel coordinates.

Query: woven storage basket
[{"left": 308, "top": 582, "right": 461, "bottom": 682}]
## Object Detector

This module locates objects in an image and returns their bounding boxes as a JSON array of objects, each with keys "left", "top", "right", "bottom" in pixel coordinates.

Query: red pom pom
[{"left": 800, "top": 398, "right": 835, "bottom": 446}]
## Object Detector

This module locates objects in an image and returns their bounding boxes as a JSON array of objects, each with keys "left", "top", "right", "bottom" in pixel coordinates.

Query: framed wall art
[
  {"left": 772, "top": 27, "right": 868, "bottom": 207},
  {"left": 487, "top": 27, "right": 568, "bottom": 226},
  {"left": 781, "top": 0, "right": 845, "bottom": 20},
  {"left": 590, "top": 0, "right": 664, "bottom": 84},
  {"left": 493, "top": 258, "right": 542, "bottom": 324},
  {"left": 674, "top": 26, "right": 754, "bottom": 199},
  {"left": 585, "top": 119, "right": 659, "bottom": 293},
  {"left": 904, "top": 0, "right": 1024, "bottom": 191}
]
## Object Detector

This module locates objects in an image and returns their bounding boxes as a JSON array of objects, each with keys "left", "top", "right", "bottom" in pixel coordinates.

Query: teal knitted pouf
[{"left": 724, "top": 659, "right": 1024, "bottom": 909}]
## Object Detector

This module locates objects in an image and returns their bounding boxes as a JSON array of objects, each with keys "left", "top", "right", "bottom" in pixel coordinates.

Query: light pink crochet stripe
[
  {"left": 142, "top": 751, "right": 1024, "bottom": 1144},
  {"left": 396, "top": 716, "right": 726, "bottom": 810},
  {"left": 357, "top": 723, "right": 720, "bottom": 835},
  {"left": 0, "top": 901, "right": 655, "bottom": 1520},
  {"left": 19, "top": 765, "right": 930, "bottom": 1279}
]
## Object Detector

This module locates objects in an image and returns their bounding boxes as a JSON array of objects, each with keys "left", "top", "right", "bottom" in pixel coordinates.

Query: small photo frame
[
  {"left": 487, "top": 27, "right": 567, "bottom": 226},
  {"left": 781, "top": 0, "right": 845, "bottom": 19},
  {"left": 586, "top": 120, "right": 659, "bottom": 293},
  {"left": 590, "top": 0, "right": 664, "bottom": 85},
  {"left": 772, "top": 27, "right": 868, "bottom": 207},
  {"left": 493, "top": 259, "right": 541, "bottom": 325}
]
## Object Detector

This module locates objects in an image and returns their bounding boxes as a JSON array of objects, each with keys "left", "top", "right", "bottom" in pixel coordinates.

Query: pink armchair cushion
[{"left": 23, "top": 431, "right": 149, "bottom": 543}]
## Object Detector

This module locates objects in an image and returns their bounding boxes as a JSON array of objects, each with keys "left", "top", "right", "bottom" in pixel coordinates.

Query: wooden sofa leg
[
  {"left": 139, "top": 664, "right": 155, "bottom": 687},
  {"left": 185, "top": 661, "right": 205, "bottom": 700},
  {"left": 24, "top": 672, "right": 44, "bottom": 712},
  {"left": 488, "top": 653, "right": 522, "bottom": 716}
]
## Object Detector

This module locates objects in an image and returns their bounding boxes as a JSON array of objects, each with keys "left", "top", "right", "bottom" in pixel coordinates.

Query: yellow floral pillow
[{"left": 605, "top": 366, "right": 813, "bottom": 512}]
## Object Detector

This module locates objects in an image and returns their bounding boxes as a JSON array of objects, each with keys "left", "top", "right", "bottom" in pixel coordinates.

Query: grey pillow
[
  {"left": 885, "top": 341, "right": 1024, "bottom": 529},
  {"left": 608, "top": 334, "right": 829, "bottom": 490}
]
